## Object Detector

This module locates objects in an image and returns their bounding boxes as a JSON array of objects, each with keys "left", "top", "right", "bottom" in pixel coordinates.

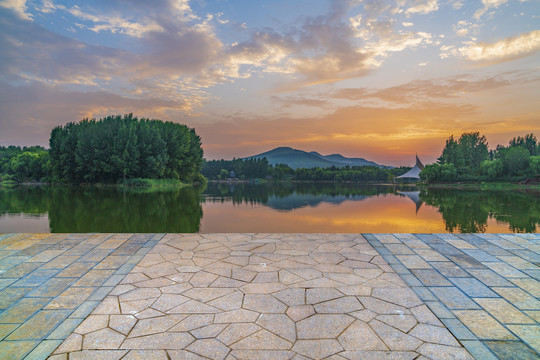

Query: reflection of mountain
[
  {"left": 265, "top": 193, "right": 371, "bottom": 211},
  {"left": 397, "top": 190, "right": 423, "bottom": 213}
]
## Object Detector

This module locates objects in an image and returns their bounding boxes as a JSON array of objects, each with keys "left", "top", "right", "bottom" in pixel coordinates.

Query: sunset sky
[{"left": 0, "top": 0, "right": 539, "bottom": 165}]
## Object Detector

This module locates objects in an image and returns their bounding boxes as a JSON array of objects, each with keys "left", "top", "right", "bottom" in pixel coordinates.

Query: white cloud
[
  {"left": 443, "top": 30, "right": 540, "bottom": 63},
  {"left": 402, "top": 22, "right": 414, "bottom": 27},
  {"left": 0, "top": 0, "right": 31, "bottom": 19},
  {"left": 404, "top": 0, "right": 439, "bottom": 15},
  {"left": 67, "top": 6, "right": 164, "bottom": 38},
  {"left": 474, "top": 0, "right": 508, "bottom": 19}
]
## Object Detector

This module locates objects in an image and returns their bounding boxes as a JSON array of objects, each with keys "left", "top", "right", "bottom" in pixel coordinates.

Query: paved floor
[
  {"left": 0, "top": 233, "right": 537, "bottom": 360},
  {"left": 0, "top": 233, "right": 161, "bottom": 359},
  {"left": 366, "top": 233, "right": 540, "bottom": 360}
]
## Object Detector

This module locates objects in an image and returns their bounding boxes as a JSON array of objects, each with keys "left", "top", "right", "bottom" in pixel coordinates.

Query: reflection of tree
[
  {"left": 202, "top": 182, "right": 398, "bottom": 206},
  {"left": 0, "top": 186, "right": 51, "bottom": 215},
  {"left": 0, "top": 186, "right": 202, "bottom": 232},
  {"left": 420, "top": 188, "right": 539, "bottom": 233}
]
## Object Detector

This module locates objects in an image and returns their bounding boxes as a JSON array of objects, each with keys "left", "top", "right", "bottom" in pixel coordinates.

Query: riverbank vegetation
[
  {"left": 202, "top": 158, "right": 411, "bottom": 182},
  {"left": 421, "top": 132, "right": 539, "bottom": 183},
  {"left": 1, "top": 115, "right": 204, "bottom": 186}
]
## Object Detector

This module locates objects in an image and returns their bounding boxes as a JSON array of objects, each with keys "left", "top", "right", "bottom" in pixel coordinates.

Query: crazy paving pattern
[
  {"left": 0, "top": 233, "right": 161, "bottom": 359},
  {"left": 49, "top": 234, "right": 473, "bottom": 360},
  {"left": 366, "top": 233, "right": 540, "bottom": 360}
]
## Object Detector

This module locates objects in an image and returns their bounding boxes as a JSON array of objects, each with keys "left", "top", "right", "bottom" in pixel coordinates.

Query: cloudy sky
[{"left": 0, "top": 0, "right": 538, "bottom": 165}]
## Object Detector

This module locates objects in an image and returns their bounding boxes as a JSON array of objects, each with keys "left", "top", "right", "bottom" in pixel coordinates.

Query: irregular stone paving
[
  {"left": 49, "top": 234, "right": 473, "bottom": 360},
  {"left": 0, "top": 233, "right": 161, "bottom": 359},
  {"left": 366, "top": 233, "right": 540, "bottom": 360}
]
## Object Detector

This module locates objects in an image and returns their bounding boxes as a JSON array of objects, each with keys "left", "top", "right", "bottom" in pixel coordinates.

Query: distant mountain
[{"left": 246, "top": 147, "right": 382, "bottom": 169}]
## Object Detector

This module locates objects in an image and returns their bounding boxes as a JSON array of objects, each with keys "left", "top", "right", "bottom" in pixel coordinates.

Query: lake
[{"left": 0, "top": 182, "right": 538, "bottom": 233}]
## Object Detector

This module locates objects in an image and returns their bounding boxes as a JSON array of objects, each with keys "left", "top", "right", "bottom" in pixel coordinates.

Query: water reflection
[
  {"left": 0, "top": 183, "right": 538, "bottom": 233},
  {"left": 0, "top": 186, "right": 202, "bottom": 233}
]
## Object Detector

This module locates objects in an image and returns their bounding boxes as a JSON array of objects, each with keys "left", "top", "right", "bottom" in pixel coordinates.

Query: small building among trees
[{"left": 396, "top": 155, "right": 424, "bottom": 182}]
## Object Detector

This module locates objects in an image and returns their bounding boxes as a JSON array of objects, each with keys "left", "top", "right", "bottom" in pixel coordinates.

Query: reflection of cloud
[{"left": 442, "top": 30, "right": 540, "bottom": 63}]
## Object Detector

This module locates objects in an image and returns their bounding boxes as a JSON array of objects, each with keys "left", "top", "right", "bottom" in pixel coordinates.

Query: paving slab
[
  {"left": 49, "top": 233, "right": 474, "bottom": 360},
  {"left": 2, "top": 232, "right": 538, "bottom": 359},
  {"left": 0, "top": 233, "right": 156, "bottom": 359},
  {"left": 366, "top": 233, "right": 540, "bottom": 360}
]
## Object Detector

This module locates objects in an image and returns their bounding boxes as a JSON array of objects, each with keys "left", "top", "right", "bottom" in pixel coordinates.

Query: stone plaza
[{"left": 0, "top": 233, "right": 538, "bottom": 359}]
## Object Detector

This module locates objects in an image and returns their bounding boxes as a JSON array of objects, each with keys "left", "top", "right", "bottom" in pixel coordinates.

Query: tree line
[
  {"left": 1, "top": 114, "right": 204, "bottom": 184},
  {"left": 0, "top": 146, "right": 49, "bottom": 183},
  {"left": 202, "top": 158, "right": 410, "bottom": 182},
  {"left": 421, "top": 132, "right": 540, "bottom": 182}
]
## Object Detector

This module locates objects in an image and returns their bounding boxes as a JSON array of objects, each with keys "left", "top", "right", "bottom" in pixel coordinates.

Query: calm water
[{"left": 0, "top": 182, "right": 538, "bottom": 233}]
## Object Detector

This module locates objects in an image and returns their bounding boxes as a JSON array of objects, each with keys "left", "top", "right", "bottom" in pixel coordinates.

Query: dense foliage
[
  {"left": 202, "top": 157, "right": 410, "bottom": 182},
  {"left": 49, "top": 114, "right": 203, "bottom": 184},
  {"left": 202, "top": 158, "right": 270, "bottom": 179},
  {"left": 0, "top": 146, "right": 49, "bottom": 183},
  {"left": 421, "top": 132, "right": 540, "bottom": 182}
]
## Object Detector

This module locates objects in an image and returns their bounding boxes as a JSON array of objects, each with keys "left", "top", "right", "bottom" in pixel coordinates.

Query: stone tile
[
  {"left": 82, "top": 328, "right": 125, "bottom": 349},
  {"left": 408, "top": 323, "right": 460, "bottom": 346},
  {"left": 314, "top": 296, "right": 363, "bottom": 313},
  {"left": 511, "top": 278, "right": 540, "bottom": 297},
  {"left": 215, "top": 309, "right": 259, "bottom": 323},
  {"left": 120, "top": 332, "right": 195, "bottom": 350},
  {"left": 338, "top": 320, "right": 387, "bottom": 350},
  {"left": 45, "top": 287, "right": 96, "bottom": 309},
  {"left": 369, "top": 320, "right": 422, "bottom": 350},
  {"left": 449, "top": 277, "right": 499, "bottom": 297},
  {"left": 53, "top": 333, "right": 83, "bottom": 354},
  {"left": 186, "top": 339, "right": 230, "bottom": 360},
  {"left": 0, "top": 340, "right": 39, "bottom": 359},
  {"left": 411, "top": 269, "right": 453, "bottom": 286},
  {"left": 484, "top": 340, "right": 540, "bottom": 360},
  {"left": 416, "top": 343, "right": 474, "bottom": 360},
  {"left": 128, "top": 314, "right": 186, "bottom": 337},
  {"left": 484, "top": 262, "right": 527, "bottom": 278},
  {"left": 297, "top": 314, "right": 354, "bottom": 339},
  {"left": 474, "top": 298, "right": 535, "bottom": 324},
  {"left": 217, "top": 323, "right": 260, "bottom": 345},
  {"left": 122, "top": 350, "right": 169, "bottom": 360},
  {"left": 75, "top": 315, "right": 109, "bottom": 335},
  {"left": 305, "top": 288, "right": 342, "bottom": 304},
  {"left": 429, "top": 287, "right": 480, "bottom": 310},
  {"left": 292, "top": 339, "right": 343, "bottom": 359},
  {"left": 286, "top": 305, "right": 315, "bottom": 322},
  {"left": 396, "top": 255, "right": 431, "bottom": 269},
  {"left": 454, "top": 310, "right": 517, "bottom": 340},
  {"left": 231, "top": 329, "right": 292, "bottom": 350},
  {"left": 493, "top": 287, "right": 540, "bottom": 310},
  {"left": 340, "top": 350, "right": 417, "bottom": 360},
  {"left": 243, "top": 294, "right": 287, "bottom": 313},
  {"left": 376, "top": 314, "right": 418, "bottom": 332},
  {"left": 7, "top": 310, "right": 69, "bottom": 342},
  {"left": 273, "top": 288, "right": 305, "bottom": 306},
  {"left": 0, "top": 297, "right": 50, "bottom": 323},
  {"left": 69, "top": 350, "right": 127, "bottom": 360},
  {"left": 0, "top": 286, "right": 32, "bottom": 309},
  {"left": 507, "top": 325, "right": 540, "bottom": 353},
  {"left": 371, "top": 288, "right": 423, "bottom": 308},
  {"left": 190, "top": 324, "right": 227, "bottom": 339},
  {"left": 256, "top": 314, "right": 296, "bottom": 343},
  {"left": 169, "top": 314, "right": 213, "bottom": 332},
  {"left": 466, "top": 269, "right": 514, "bottom": 287},
  {"left": 358, "top": 297, "right": 409, "bottom": 315}
]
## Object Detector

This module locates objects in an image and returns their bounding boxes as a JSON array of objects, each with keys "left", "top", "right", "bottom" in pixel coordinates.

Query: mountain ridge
[{"left": 246, "top": 147, "right": 383, "bottom": 169}]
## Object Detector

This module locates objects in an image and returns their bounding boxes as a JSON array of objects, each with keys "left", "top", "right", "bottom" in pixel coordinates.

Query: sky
[{"left": 0, "top": 0, "right": 539, "bottom": 166}]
